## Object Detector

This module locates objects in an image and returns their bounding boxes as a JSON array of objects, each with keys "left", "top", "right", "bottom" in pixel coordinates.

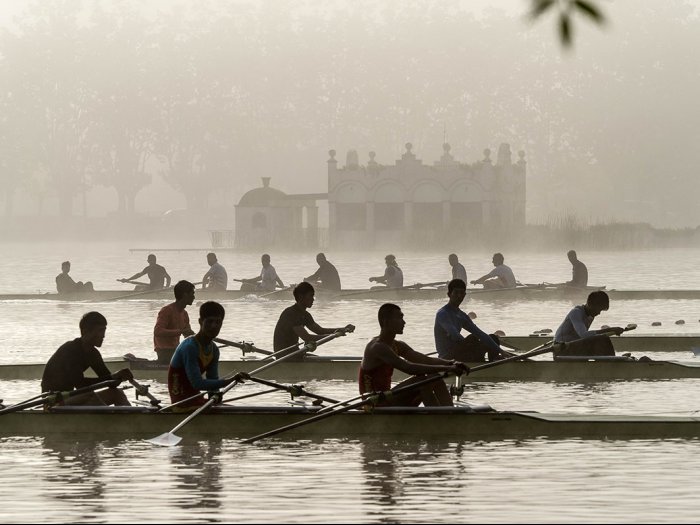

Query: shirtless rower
[
  {"left": 41, "top": 312, "right": 133, "bottom": 406},
  {"left": 119, "top": 254, "right": 171, "bottom": 290},
  {"left": 359, "top": 303, "right": 467, "bottom": 407}
]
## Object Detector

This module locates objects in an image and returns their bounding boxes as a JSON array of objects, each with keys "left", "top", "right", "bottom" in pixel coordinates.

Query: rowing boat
[
  {"left": 502, "top": 335, "right": 700, "bottom": 353},
  {"left": 4, "top": 354, "right": 700, "bottom": 382},
  {"left": 2, "top": 404, "right": 700, "bottom": 440},
  {"left": 4, "top": 286, "right": 700, "bottom": 302}
]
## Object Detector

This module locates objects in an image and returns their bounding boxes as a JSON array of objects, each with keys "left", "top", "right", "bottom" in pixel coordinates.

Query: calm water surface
[{"left": 1, "top": 244, "right": 700, "bottom": 523}]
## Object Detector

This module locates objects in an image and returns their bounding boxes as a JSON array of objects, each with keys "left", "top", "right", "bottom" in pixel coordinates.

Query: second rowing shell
[
  {"left": 3, "top": 355, "right": 700, "bottom": 382},
  {"left": 502, "top": 334, "right": 700, "bottom": 353},
  {"left": 4, "top": 286, "right": 700, "bottom": 302}
]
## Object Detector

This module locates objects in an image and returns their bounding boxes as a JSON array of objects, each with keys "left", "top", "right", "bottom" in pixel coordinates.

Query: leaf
[
  {"left": 573, "top": 0, "right": 606, "bottom": 25},
  {"left": 529, "top": 0, "right": 556, "bottom": 20},
  {"left": 559, "top": 12, "right": 572, "bottom": 47}
]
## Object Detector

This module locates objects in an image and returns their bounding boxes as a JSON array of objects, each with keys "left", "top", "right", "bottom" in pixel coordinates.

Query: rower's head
[
  {"left": 492, "top": 253, "right": 504, "bottom": 266},
  {"left": 448, "top": 253, "right": 458, "bottom": 266},
  {"left": 316, "top": 252, "right": 326, "bottom": 265},
  {"left": 79, "top": 311, "right": 107, "bottom": 348},
  {"left": 261, "top": 253, "right": 271, "bottom": 266},
  {"left": 207, "top": 252, "right": 217, "bottom": 266},
  {"left": 567, "top": 250, "right": 577, "bottom": 263},
  {"left": 198, "top": 301, "right": 225, "bottom": 339},
  {"left": 294, "top": 281, "right": 315, "bottom": 308},
  {"left": 174, "top": 280, "right": 196, "bottom": 305},
  {"left": 586, "top": 290, "right": 610, "bottom": 317},
  {"left": 385, "top": 254, "right": 397, "bottom": 266},
  {"left": 147, "top": 254, "right": 157, "bottom": 265},
  {"left": 61, "top": 261, "right": 71, "bottom": 273},
  {"left": 447, "top": 279, "right": 467, "bottom": 306},
  {"left": 378, "top": 303, "right": 405, "bottom": 334}
]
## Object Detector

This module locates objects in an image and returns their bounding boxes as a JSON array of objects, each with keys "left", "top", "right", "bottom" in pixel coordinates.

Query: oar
[
  {"left": 147, "top": 330, "right": 351, "bottom": 446},
  {"left": 243, "top": 376, "right": 340, "bottom": 405},
  {"left": 103, "top": 281, "right": 202, "bottom": 302},
  {"left": 242, "top": 340, "right": 560, "bottom": 444},
  {"left": 259, "top": 285, "right": 294, "bottom": 298},
  {"left": 117, "top": 278, "right": 151, "bottom": 287},
  {"left": 214, "top": 338, "right": 273, "bottom": 356},
  {"left": 0, "top": 379, "right": 122, "bottom": 415},
  {"left": 128, "top": 378, "right": 161, "bottom": 406},
  {"left": 338, "top": 281, "right": 445, "bottom": 299}
]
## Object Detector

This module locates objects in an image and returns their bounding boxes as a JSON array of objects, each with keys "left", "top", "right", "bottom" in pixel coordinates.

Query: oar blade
[{"left": 146, "top": 431, "right": 182, "bottom": 447}]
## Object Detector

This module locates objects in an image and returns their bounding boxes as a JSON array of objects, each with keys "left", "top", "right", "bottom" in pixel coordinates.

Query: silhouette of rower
[{"left": 119, "top": 254, "right": 171, "bottom": 290}]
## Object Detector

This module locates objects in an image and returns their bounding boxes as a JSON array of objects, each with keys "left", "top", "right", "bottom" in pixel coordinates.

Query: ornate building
[
  {"left": 327, "top": 143, "right": 526, "bottom": 249},
  {"left": 235, "top": 177, "right": 325, "bottom": 250}
]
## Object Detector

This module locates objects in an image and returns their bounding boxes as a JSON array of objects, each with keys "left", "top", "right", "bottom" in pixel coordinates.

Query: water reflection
[
  {"left": 42, "top": 437, "right": 107, "bottom": 518},
  {"left": 170, "top": 440, "right": 224, "bottom": 516}
]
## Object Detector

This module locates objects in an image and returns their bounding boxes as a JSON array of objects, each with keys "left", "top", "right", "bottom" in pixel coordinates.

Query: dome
[{"left": 238, "top": 177, "right": 287, "bottom": 206}]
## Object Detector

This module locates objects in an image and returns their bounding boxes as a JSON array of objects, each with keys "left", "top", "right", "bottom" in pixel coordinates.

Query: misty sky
[{"left": 1, "top": 0, "right": 700, "bottom": 228}]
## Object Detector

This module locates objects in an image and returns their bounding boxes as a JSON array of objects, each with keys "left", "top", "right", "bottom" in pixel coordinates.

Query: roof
[{"left": 238, "top": 178, "right": 288, "bottom": 207}]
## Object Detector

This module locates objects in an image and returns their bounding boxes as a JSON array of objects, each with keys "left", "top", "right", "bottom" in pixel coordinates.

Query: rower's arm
[
  {"left": 462, "top": 317, "right": 502, "bottom": 355},
  {"left": 164, "top": 270, "right": 171, "bottom": 288},
  {"left": 182, "top": 345, "right": 227, "bottom": 391},
  {"left": 400, "top": 343, "right": 453, "bottom": 366},
  {"left": 124, "top": 269, "right": 147, "bottom": 281},
  {"left": 292, "top": 324, "right": 324, "bottom": 343},
  {"left": 372, "top": 343, "right": 455, "bottom": 376},
  {"left": 435, "top": 309, "right": 465, "bottom": 344},
  {"left": 570, "top": 309, "right": 598, "bottom": 339}
]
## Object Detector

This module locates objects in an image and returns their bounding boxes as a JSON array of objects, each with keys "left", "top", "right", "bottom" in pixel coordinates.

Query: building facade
[
  {"left": 235, "top": 177, "right": 325, "bottom": 250},
  {"left": 328, "top": 143, "right": 526, "bottom": 249}
]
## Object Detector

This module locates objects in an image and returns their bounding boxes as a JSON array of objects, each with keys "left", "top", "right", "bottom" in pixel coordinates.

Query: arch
[
  {"left": 333, "top": 181, "right": 367, "bottom": 203},
  {"left": 373, "top": 180, "right": 405, "bottom": 203}
]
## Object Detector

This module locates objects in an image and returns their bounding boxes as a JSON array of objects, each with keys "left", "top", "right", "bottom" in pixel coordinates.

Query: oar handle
[{"left": 245, "top": 376, "right": 339, "bottom": 405}]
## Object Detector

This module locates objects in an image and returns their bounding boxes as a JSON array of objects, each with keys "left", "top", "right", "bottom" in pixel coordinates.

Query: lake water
[{"left": 1, "top": 243, "right": 700, "bottom": 523}]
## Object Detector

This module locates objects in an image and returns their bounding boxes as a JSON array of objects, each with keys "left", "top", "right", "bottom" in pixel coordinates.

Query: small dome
[{"left": 238, "top": 177, "right": 287, "bottom": 206}]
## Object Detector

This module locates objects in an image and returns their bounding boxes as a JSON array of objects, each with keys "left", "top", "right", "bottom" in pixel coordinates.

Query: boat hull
[
  {"left": 502, "top": 335, "right": 700, "bottom": 353},
  {"left": 4, "top": 286, "right": 700, "bottom": 302},
  {"left": 2, "top": 405, "right": 700, "bottom": 441},
  {"left": 4, "top": 355, "right": 700, "bottom": 382}
]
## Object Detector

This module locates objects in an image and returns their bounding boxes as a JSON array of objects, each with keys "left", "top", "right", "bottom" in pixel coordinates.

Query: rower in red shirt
[
  {"left": 359, "top": 303, "right": 467, "bottom": 406},
  {"left": 153, "top": 280, "right": 196, "bottom": 364}
]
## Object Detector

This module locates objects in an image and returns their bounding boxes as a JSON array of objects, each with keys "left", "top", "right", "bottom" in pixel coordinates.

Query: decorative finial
[{"left": 328, "top": 150, "right": 336, "bottom": 160}]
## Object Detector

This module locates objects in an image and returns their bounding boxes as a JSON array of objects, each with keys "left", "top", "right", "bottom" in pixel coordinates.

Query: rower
[
  {"left": 167, "top": 301, "right": 236, "bottom": 408},
  {"left": 239, "top": 253, "right": 284, "bottom": 292},
  {"left": 448, "top": 253, "right": 467, "bottom": 284},
  {"left": 553, "top": 290, "right": 624, "bottom": 356},
  {"left": 273, "top": 282, "right": 354, "bottom": 360},
  {"left": 359, "top": 303, "right": 468, "bottom": 407},
  {"left": 470, "top": 253, "right": 516, "bottom": 289},
  {"left": 153, "top": 280, "right": 196, "bottom": 364},
  {"left": 434, "top": 279, "right": 506, "bottom": 362},
  {"left": 369, "top": 254, "right": 404, "bottom": 289},
  {"left": 566, "top": 250, "right": 588, "bottom": 287},
  {"left": 55, "top": 261, "right": 94, "bottom": 294},
  {"left": 41, "top": 312, "right": 133, "bottom": 406},
  {"left": 119, "top": 253, "right": 171, "bottom": 290},
  {"left": 202, "top": 252, "right": 228, "bottom": 291},
  {"left": 304, "top": 252, "right": 341, "bottom": 291}
]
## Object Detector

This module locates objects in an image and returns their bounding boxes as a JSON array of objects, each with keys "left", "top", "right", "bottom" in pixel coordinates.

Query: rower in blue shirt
[{"left": 434, "top": 279, "right": 506, "bottom": 362}]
